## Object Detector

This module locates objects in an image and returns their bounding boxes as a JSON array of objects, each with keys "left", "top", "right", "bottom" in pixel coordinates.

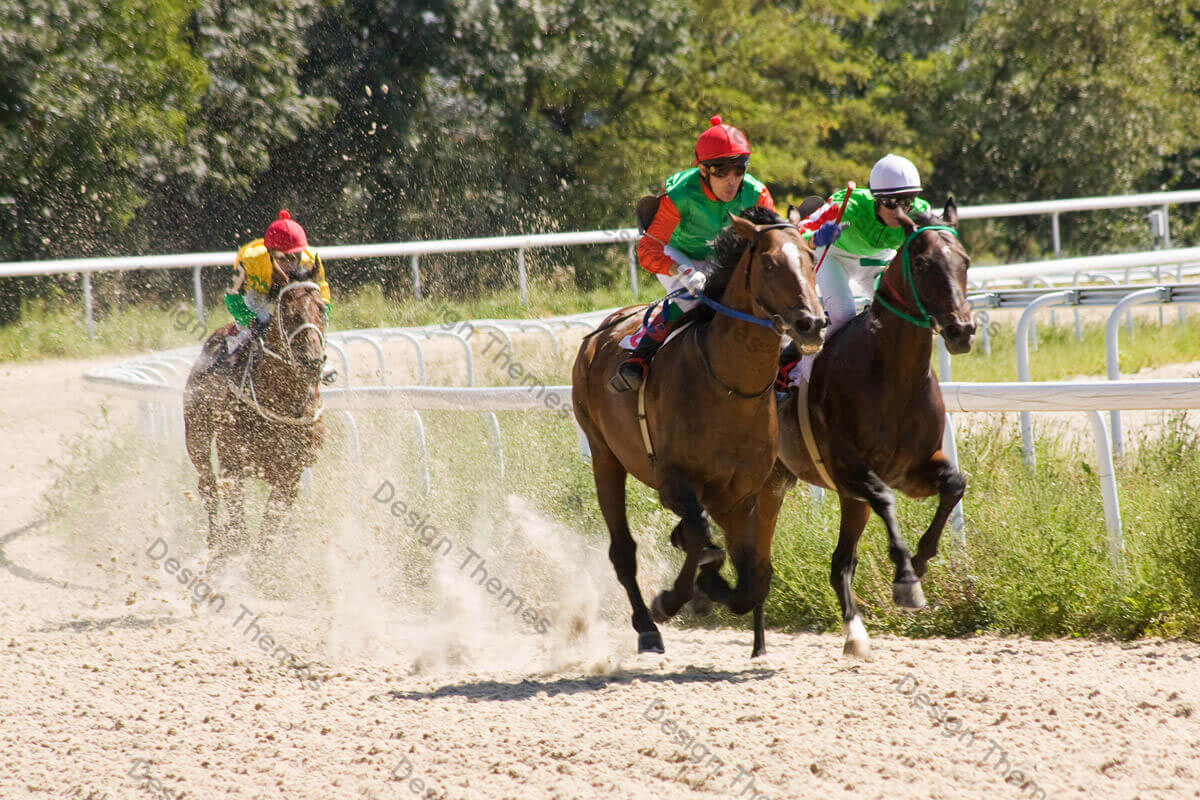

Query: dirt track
[{"left": 2, "top": 353, "right": 1199, "bottom": 800}]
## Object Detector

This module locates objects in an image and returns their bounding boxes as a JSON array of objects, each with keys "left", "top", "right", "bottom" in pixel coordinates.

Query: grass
[
  {"left": 948, "top": 308, "right": 1200, "bottom": 382},
  {"left": 39, "top": 326, "right": 1200, "bottom": 643},
  {"left": 4, "top": 276, "right": 1199, "bottom": 382},
  {"left": 0, "top": 279, "right": 645, "bottom": 362}
]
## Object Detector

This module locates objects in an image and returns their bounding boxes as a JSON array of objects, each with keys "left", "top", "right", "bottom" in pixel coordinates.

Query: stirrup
[{"left": 608, "top": 358, "right": 648, "bottom": 393}]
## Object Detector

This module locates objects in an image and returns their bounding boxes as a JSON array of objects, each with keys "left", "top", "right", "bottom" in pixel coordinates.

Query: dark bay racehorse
[
  {"left": 184, "top": 275, "right": 327, "bottom": 565},
  {"left": 573, "top": 209, "right": 825, "bottom": 657},
  {"left": 764, "top": 199, "right": 973, "bottom": 658}
]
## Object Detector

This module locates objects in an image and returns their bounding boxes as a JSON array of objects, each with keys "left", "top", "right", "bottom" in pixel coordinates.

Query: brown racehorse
[
  {"left": 761, "top": 199, "right": 973, "bottom": 659},
  {"left": 572, "top": 209, "right": 826, "bottom": 657},
  {"left": 184, "top": 274, "right": 327, "bottom": 566}
]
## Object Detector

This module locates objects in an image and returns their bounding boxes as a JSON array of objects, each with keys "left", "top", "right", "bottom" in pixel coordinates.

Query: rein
[
  {"left": 229, "top": 281, "right": 326, "bottom": 426},
  {"left": 644, "top": 222, "right": 800, "bottom": 333},
  {"left": 693, "top": 325, "right": 775, "bottom": 398},
  {"left": 872, "top": 225, "right": 958, "bottom": 329}
]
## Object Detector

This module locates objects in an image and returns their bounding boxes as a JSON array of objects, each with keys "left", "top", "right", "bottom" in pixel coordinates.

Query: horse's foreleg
[
  {"left": 832, "top": 495, "right": 871, "bottom": 659},
  {"left": 259, "top": 478, "right": 300, "bottom": 560},
  {"left": 708, "top": 484, "right": 784, "bottom": 658},
  {"left": 911, "top": 452, "right": 966, "bottom": 579},
  {"left": 216, "top": 444, "right": 247, "bottom": 556},
  {"left": 653, "top": 471, "right": 722, "bottom": 622},
  {"left": 184, "top": 403, "right": 225, "bottom": 554},
  {"left": 841, "top": 467, "right": 924, "bottom": 610},
  {"left": 589, "top": 435, "right": 662, "bottom": 654}
]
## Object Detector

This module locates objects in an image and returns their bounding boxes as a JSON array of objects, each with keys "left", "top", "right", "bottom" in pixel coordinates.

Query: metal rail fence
[{"left": 6, "top": 189, "right": 1200, "bottom": 338}]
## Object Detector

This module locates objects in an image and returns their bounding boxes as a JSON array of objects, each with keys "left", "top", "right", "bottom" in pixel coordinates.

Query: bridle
[
  {"left": 694, "top": 223, "right": 813, "bottom": 398},
  {"left": 259, "top": 281, "right": 327, "bottom": 366},
  {"left": 873, "top": 225, "right": 961, "bottom": 331},
  {"left": 227, "top": 281, "right": 326, "bottom": 425}
]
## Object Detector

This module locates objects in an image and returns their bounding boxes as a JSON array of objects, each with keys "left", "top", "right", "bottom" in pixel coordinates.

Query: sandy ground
[{"left": 2, "top": 341, "right": 1200, "bottom": 800}]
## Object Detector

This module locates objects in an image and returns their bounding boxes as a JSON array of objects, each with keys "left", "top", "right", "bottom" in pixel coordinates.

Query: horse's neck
[
  {"left": 252, "top": 340, "right": 317, "bottom": 409},
  {"left": 868, "top": 294, "right": 936, "bottom": 387},
  {"left": 701, "top": 260, "right": 779, "bottom": 392}
]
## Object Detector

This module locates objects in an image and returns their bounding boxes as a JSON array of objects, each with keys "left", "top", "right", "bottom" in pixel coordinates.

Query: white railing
[
  {"left": 5, "top": 189, "right": 1200, "bottom": 337},
  {"left": 82, "top": 301, "right": 1200, "bottom": 569}
]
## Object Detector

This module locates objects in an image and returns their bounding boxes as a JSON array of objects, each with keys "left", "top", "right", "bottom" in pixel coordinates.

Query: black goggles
[
  {"left": 705, "top": 160, "right": 749, "bottom": 178},
  {"left": 877, "top": 196, "right": 915, "bottom": 211}
]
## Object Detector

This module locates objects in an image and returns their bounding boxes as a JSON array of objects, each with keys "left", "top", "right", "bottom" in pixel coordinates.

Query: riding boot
[
  {"left": 608, "top": 307, "right": 694, "bottom": 393},
  {"left": 775, "top": 340, "right": 802, "bottom": 392}
]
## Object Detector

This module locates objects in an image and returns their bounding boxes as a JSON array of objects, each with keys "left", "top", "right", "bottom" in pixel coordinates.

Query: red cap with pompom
[
  {"left": 264, "top": 210, "right": 308, "bottom": 254},
  {"left": 694, "top": 115, "right": 751, "bottom": 164}
]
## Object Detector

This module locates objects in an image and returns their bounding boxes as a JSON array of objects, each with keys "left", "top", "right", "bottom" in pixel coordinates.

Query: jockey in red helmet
[
  {"left": 609, "top": 116, "right": 775, "bottom": 392},
  {"left": 216, "top": 210, "right": 332, "bottom": 370}
]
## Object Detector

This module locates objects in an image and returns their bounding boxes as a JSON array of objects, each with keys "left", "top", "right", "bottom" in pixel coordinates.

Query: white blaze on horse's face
[{"left": 781, "top": 241, "right": 802, "bottom": 273}]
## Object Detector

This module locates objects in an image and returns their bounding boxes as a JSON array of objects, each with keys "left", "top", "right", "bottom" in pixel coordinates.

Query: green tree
[
  {"left": 0, "top": 0, "right": 208, "bottom": 259},
  {"left": 890, "top": 0, "right": 1200, "bottom": 255}
]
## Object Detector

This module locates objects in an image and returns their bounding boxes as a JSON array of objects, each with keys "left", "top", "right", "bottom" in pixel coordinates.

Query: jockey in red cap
[
  {"left": 218, "top": 210, "right": 332, "bottom": 366},
  {"left": 609, "top": 116, "right": 775, "bottom": 392}
]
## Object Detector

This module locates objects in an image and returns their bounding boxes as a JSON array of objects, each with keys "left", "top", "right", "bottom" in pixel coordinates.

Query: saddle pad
[{"left": 619, "top": 320, "right": 695, "bottom": 351}]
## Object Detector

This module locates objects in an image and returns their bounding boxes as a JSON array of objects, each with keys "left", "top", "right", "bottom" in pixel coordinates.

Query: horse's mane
[
  {"left": 703, "top": 207, "right": 786, "bottom": 301},
  {"left": 710, "top": 206, "right": 786, "bottom": 269}
]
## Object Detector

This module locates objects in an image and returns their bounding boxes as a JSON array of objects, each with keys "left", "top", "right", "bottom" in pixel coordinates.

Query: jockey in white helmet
[{"left": 786, "top": 154, "right": 932, "bottom": 383}]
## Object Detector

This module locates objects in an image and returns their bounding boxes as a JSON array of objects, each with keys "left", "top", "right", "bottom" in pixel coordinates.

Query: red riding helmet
[
  {"left": 694, "top": 116, "right": 751, "bottom": 165},
  {"left": 264, "top": 210, "right": 308, "bottom": 254}
]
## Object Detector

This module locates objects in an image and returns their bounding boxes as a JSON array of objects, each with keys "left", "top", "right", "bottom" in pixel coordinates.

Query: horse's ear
[
  {"left": 269, "top": 263, "right": 289, "bottom": 295},
  {"left": 896, "top": 208, "right": 917, "bottom": 236},
  {"left": 943, "top": 195, "right": 959, "bottom": 228},
  {"left": 786, "top": 205, "right": 802, "bottom": 225},
  {"left": 727, "top": 212, "right": 758, "bottom": 240}
]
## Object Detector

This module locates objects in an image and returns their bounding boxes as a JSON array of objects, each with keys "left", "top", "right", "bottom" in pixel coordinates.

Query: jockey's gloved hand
[
  {"left": 676, "top": 263, "right": 707, "bottom": 296},
  {"left": 813, "top": 221, "right": 847, "bottom": 248},
  {"left": 226, "top": 328, "right": 252, "bottom": 353}
]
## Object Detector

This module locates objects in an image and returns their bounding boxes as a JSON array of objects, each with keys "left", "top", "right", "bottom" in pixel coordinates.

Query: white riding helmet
[{"left": 869, "top": 154, "right": 922, "bottom": 197}]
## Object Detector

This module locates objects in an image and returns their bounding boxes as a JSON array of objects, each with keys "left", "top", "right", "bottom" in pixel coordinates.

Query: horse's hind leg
[
  {"left": 841, "top": 467, "right": 924, "bottom": 610},
  {"left": 832, "top": 495, "right": 871, "bottom": 659},
  {"left": 910, "top": 452, "right": 966, "bottom": 579},
  {"left": 588, "top": 434, "right": 663, "bottom": 654},
  {"left": 651, "top": 470, "right": 723, "bottom": 622}
]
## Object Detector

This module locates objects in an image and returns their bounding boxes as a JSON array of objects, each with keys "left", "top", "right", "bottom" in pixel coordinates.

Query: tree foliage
[{"left": 1, "top": 0, "right": 1199, "bottom": 308}]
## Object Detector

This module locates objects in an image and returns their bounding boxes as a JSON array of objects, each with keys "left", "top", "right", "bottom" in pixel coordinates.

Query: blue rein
[{"left": 646, "top": 288, "right": 782, "bottom": 333}]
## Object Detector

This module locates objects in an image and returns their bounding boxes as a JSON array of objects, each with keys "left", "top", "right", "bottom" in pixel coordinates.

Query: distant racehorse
[
  {"left": 572, "top": 209, "right": 826, "bottom": 657},
  {"left": 184, "top": 277, "right": 327, "bottom": 565},
  {"left": 765, "top": 199, "right": 974, "bottom": 658}
]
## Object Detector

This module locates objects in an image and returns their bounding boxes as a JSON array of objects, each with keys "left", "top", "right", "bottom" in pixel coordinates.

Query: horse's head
[
  {"left": 267, "top": 279, "right": 327, "bottom": 379},
  {"left": 885, "top": 197, "right": 975, "bottom": 354},
  {"left": 725, "top": 210, "right": 826, "bottom": 353}
]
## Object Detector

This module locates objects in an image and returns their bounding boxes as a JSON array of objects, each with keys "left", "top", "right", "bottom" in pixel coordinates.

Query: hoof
[
  {"left": 841, "top": 615, "right": 872, "bottom": 660},
  {"left": 842, "top": 637, "right": 872, "bottom": 660},
  {"left": 650, "top": 592, "right": 672, "bottom": 623},
  {"left": 637, "top": 630, "right": 664, "bottom": 654},
  {"left": 751, "top": 644, "right": 767, "bottom": 659},
  {"left": 697, "top": 545, "right": 725, "bottom": 568},
  {"left": 893, "top": 580, "right": 927, "bottom": 609},
  {"left": 688, "top": 592, "right": 714, "bottom": 617}
]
